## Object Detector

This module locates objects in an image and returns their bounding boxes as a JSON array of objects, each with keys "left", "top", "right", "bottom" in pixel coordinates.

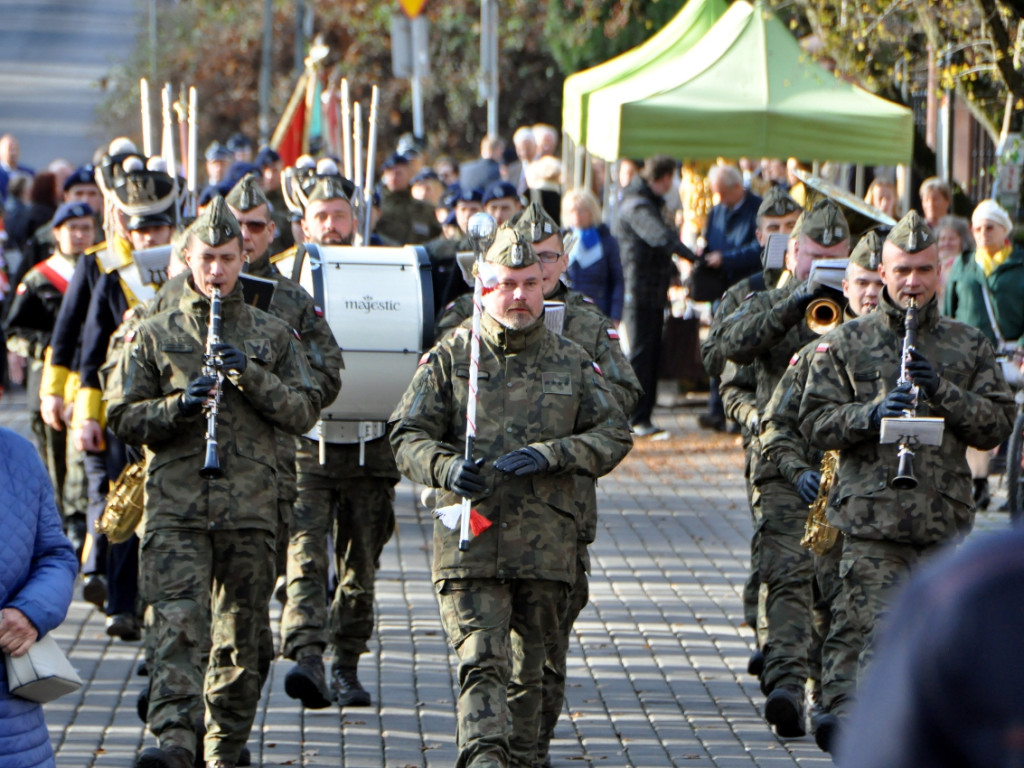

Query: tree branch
[{"left": 975, "top": 0, "right": 1024, "bottom": 100}]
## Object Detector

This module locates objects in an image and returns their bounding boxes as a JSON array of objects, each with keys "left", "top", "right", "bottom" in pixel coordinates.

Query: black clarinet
[
  {"left": 892, "top": 297, "right": 918, "bottom": 490},
  {"left": 200, "top": 288, "right": 225, "bottom": 478}
]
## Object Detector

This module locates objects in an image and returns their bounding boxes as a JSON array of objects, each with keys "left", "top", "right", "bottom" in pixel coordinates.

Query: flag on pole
[{"left": 271, "top": 70, "right": 309, "bottom": 167}]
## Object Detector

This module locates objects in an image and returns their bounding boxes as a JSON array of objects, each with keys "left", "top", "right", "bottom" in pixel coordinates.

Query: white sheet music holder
[{"left": 879, "top": 416, "right": 945, "bottom": 446}]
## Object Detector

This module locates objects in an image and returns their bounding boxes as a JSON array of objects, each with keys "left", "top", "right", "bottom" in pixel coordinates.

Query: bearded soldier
[{"left": 390, "top": 226, "right": 632, "bottom": 768}]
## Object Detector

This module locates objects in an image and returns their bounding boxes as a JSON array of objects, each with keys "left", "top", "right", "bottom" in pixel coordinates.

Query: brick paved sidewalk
[{"left": 1, "top": 391, "right": 1009, "bottom": 767}]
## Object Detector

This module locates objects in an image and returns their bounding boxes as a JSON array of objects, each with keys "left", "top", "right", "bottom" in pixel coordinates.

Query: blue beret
[
  {"left": 224, "top": 161, "right": 260, "bottom": 188},
  {"left": 412, "top": 169, "right": 440, "bottom": 185},
  {"left": 227, "top": 132, "right": 253, "bottom": 152},
  {"left": 63, "top": 164, "right": 97, "bottom": 191},
  {"left": 454, "top": 186, "right": 485, "bottom": 205},
  {"left": 382, "top": 152, "right": 409, "bottom": 170},
  {"left": 483, "top": 180, "right": 519, "bottom": 204},
  {"left": 443, "top": 208, "right": 457, "bottom": 227},
  {"left": 52, "top": 201, "right": 94, "bottom": 228},
  {"left": 255, "top": 146, "right": 281, "bottom": 168},
  {"left": 205, "top": 142, "right": 232, "bottom": 162},
  {"left": 198, "top": 184, "right": 221, "bottom": 207}
]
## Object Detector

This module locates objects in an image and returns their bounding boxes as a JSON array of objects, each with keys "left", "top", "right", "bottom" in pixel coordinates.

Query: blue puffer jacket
[{"left": 0, "top": 426, "right": 78, "bottom": 768}]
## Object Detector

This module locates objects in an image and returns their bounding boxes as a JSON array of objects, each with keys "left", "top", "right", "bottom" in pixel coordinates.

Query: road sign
[{"left": 399, "top": 0, "right": 428, "bottom": 18}]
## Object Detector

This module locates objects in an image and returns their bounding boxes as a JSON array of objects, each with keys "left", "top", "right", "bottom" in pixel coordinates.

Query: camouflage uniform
[
  {"left": 105, "top": 205, "right": 320, "bottom": 765},
  {"left": 717, "top": 275, "right": 826, "bottom": 698},
  {"left": 376, "top": 187, "right": 441, "bottom": 245},
  {"left": 436, "top": 217, "right": 641, "bottom": 765},
  {"left": 798, "top": 287, "right": 1013, "bottom": 717},
  {"left": 389, "top": 229, "right": 633, "bottom": 768}
]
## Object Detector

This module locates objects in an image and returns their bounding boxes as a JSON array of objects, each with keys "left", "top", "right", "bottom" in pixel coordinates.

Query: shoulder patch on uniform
[
  {"left": 419, "top": 352, "right": 432, "bottom": 366},
  {"left": 606, "top": 327, "right": 620, "bottom": 340},
  {"left": 582, "top": 295, "right": 595, "bottom": 304},
  {"left": 16, "top": 282, "right": 27, "bottom": 295},
  {"left": 789, "top": 353, "right": 800, "bottom": 366},
  {"left": 815, "top": 343, "right": 830, "bottom": 353},
  {"left": 313, "top": 305, "right": 324, "bottom": 317},
  {"left": 444, "top": 300, "right": 456, "bottom": 311},
  {"left": 744, "top": 291, "right": 757, "bottom": 301},
  {"left": 592, "top": 361, "right": 603, "bottom": 376},
  {"left": 293, "top": 328, "right": 301, "bottom": 340},
  {"left": 124, "top": 329, "right": 136, "bottom": 344}
]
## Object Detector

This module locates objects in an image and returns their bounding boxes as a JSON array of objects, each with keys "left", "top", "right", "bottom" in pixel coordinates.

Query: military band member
[
  {"left": 376, "top": 152, "right": 442, "bottom": 245},
  {"left": 281, "top": 173, "right": 400, "bottom": 710},
  {"left": 106, "top": 198, "right": 320, "bottom": 768},
  {"left": 758, "top": 228, "right": 885, "bottom": 747},
  {"left": 796, "top": 212, "right": 1014, "bottom": 752},
  {"left": 702, "top": 189, "right": 802, "bottom": 675},
  {"left": 389, "top": 226, "right": 633, "bottom": 768},
  {"left": 717, "top": 200, "right": 851, "bottom": 738},
  {"left": 4, "top": 201, "right": 93, "bottom": 542}
]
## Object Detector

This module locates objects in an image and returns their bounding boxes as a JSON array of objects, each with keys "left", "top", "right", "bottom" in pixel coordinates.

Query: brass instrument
[
  {"left": 801, "top": 450, "right": 840, "bottom": 555},
  {"left": 806, "top": 297, "right": 842, "bottom": 335},
  {"left": 96, "top": 460, "right": 146, "bottom": 543},
  {"left": 200, "top": 288, "right": 225, "bottom": 479},
  {"left": 892, "top": 298, "right": 919, "bottom": 490}
]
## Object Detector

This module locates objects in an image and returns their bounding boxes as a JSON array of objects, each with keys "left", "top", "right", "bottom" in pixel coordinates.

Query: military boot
[
  {"left": 284, "top": 653, "right": 333, "bottom": 709},
  {"left": 814, "top": 712, "right": 841, "bottom": 754},
  {"left": 764, "top": 684, "right": 806, "bottom": 738},
  {"left": 135, "top": 745, "right": 193, "bottom": 768},
  {"left": 331, "top": 665, "right": 371, "bottom": 707}
]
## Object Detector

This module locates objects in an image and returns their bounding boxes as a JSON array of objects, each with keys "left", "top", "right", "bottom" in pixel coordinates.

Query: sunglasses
[
  {"left": 239, "top": 220, "right": 269, "bottom": 234},
  {"left": 535, "top": 250, "right": 563, "bottom": 263}
]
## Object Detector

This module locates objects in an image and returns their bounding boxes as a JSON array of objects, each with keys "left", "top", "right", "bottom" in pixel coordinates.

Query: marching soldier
[
  {"left": 281, "top": 172, "right": 400, "bottom": 711},
  {"left": 701, "top": 188, "right": 802, "bottom": 676},
  {"left": 757, "top": 228, "right": 885, "bottom": 747},
  {"left": 424, "top": 186, "right": 486, "bottom": 315},
  {"left": 376, "top": 152, "right": 441, "bottom": 245},
  {"left": 106, "top": 197, "right": 320, "bottom": 768},
  {"left": 435, "top": 202, "right": 641, "bottom": 766},
  {"left": 796, "top": 212, "right": 1014, "bottom": 752},
  {"left": 389, "top": 226, "right": 633, "bottom": 768},
  {"left": 4, "top": 201, "right": 93, "bottom": 542},
  {"left": 716, "top": 200, "right": 851, "bottom": 738}
]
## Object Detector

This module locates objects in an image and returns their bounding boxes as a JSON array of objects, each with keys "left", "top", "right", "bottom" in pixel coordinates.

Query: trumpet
[
  {"left": 806, "top": 296, "right": 842, "bottom": 335},
  {"left": 200, "top": 288, "right": 225, "bottom": 479},
  {"left": 892, "top": 297, "right": 919, "bottom": 490}
]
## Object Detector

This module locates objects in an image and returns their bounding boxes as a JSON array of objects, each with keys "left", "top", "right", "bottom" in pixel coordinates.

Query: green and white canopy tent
[
  {"left": 577, "top": 0, "right": 914, "bottom": 166},
  {"left": 561, "top": 0, "right": 728, "bottom": 149}
]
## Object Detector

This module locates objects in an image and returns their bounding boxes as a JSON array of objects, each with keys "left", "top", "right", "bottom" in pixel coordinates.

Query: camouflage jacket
[
  {"left": 433, "top": 283, "right": 641, "bottom": 545},
  {"left": 760, "top": 338, "right": 823, "bottom": 490},
  {"left": 105, "top": 279, "right": 321, "bottom": 535},
  {"left": 388, "top": 312, "right": 633, "bottom": 585},
  {"left": 700, "top": 269, "right": 777, "bottom": 379},
  {"left": 799, "top": 290, "right": 1014, "bottom": 545},
  {"left": 718, "top": 275, "right": 820, "bottom": 484},
  {"left": 376, "top": 188, "right": 441, "bottom": 245}
]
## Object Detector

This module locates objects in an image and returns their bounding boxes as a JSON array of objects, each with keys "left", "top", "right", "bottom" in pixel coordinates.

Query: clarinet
[
  {"left": 199, "top": 288, "right": 225, "bottom": 478},
  {"left": 891, "top": 297, "right": 918, "bottom": 490}
]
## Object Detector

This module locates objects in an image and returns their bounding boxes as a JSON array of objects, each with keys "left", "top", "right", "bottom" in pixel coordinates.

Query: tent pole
[
  {"left": 562, "top": 132, "right": 573, "bottom": 190},
  {"left": 854, "top": 165, "right": 865, "bottom": 197},
  {"left": 576, "top": 145, "right": 587, "bottom": 191}
]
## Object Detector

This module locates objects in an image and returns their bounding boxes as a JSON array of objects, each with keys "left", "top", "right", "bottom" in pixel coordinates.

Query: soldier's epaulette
[{"left": 85, "top": 241, "right": 107, "bottom": 256}]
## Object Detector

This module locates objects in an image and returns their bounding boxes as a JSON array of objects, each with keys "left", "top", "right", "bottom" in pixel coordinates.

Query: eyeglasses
[
  {"left": 535, "top": 250, "right": 563, "bottom": 263},
  {"left": 239, "top": 220, "right": 269, "bottom": 234}
]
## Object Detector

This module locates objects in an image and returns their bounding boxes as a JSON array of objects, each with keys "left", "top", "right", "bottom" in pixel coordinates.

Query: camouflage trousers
[
  {"left": 757, "top": 481, "right": 820, "bottom": 693},
  {"left": 139, "top": 528, "right": 276, "bottom": 764},
  {"left": 282, "top": 443, "right": 397, "bottom": 664},
  {"left": 438, "top": 577, "right": 568, "bottom": 768},
  {"left": 535, "top": 547, "right": 590, "bottom": 766},
  {"left": 743, "top": 443, "right": 766, "bottom": 646},
  {"left": 822, "top": 534, "right": 939, "bottom": 717},
  {"left": 29, "top": 411, "right": 87, "bottom": 523}
]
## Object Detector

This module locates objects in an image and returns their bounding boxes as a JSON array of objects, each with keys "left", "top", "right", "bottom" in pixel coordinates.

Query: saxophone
[
  {"left": 96, "top": 459, "right": 146, "bottom": 543},
  {"left": 801, "top": 450, "right": 840, "bottom": 555}
]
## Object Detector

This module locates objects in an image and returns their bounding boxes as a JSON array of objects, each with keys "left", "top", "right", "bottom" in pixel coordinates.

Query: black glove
[
  {"left": 796, "top": 470, "right": 822, "bottom": 504},
  {"left": 178, "top": 374, "right": 217, "bottom": 416},
  {"left": 211, "top": 342, "right": 247, "bottom": 375},
  {"left": 789, "top": 280, "right": 827, "bottom": 310},
  {"left": 447, "top": 458, "right": 487, "bottom": 498},
  {"left": 906, "top": 349, "right": 940, "bottom": 398},
  {"left": 870, "top": 383, "right": 916, "bottom": 428},
  {"left": 494, "top": 446, "right": 550, "bottom": 476}
]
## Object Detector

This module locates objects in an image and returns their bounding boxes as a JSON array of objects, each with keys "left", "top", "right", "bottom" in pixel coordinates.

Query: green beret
[
  {"left": 189, "top": 195, "right": 241, "bottom": 247},
  {"left": 484, "top": 226, "right": 538, "bottom": 268},
  {"left": 886, "top": 210, "right": 935, "bottom": 254},
  {"left": 757, "top": 186, "right": 801, "bottom": 219},
  {"left": 849, "top": 229, "right": 883, "bottom": 271},
  {"left": 306, "top": 174, "right": 351, "bottom": 204},
  {"left": 225, "top": 173, "right": 269, "bottom": 212},
  {"left": 510, "top": 201, "right": 560, "bottom": 244},
  {"left": 801, "top": 199, "right": 850, "bottom": 246}
]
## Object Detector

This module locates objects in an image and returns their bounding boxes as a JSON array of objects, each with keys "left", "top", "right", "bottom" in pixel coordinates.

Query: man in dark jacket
[{"left": 612, "top": 155, "right": 694, "bottom": 437}]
